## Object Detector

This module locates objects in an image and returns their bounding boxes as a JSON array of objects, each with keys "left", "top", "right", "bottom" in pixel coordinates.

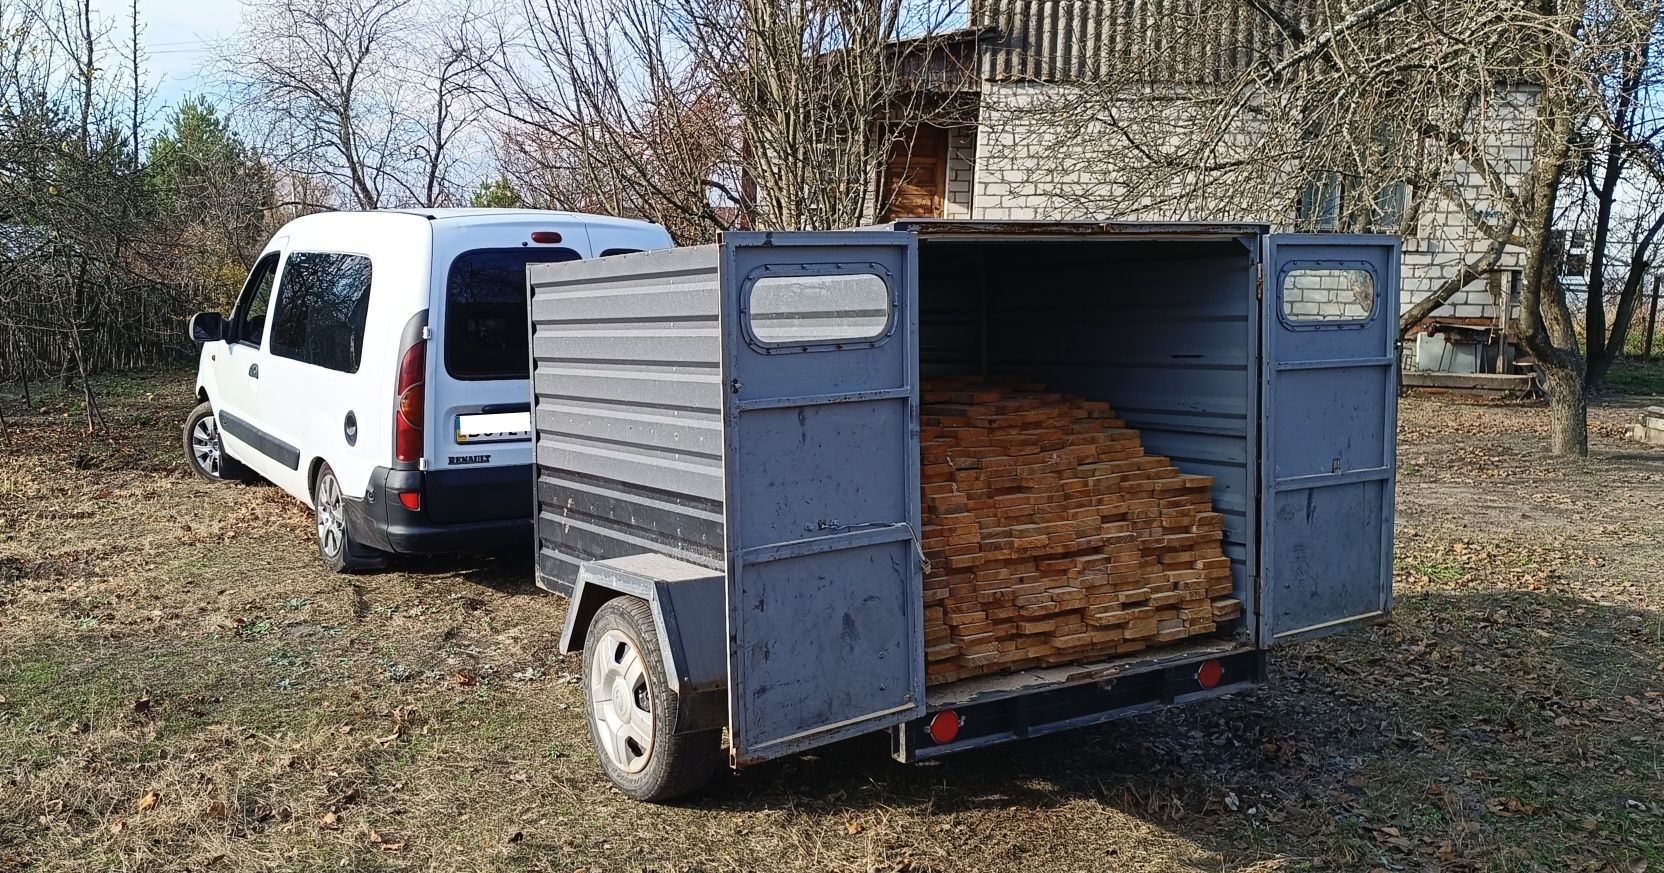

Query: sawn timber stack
[{"left": 920, "top": 379, "right": 1242, "bottom": 685}]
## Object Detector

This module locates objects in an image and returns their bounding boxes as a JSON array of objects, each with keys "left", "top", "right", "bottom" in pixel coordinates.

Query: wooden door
[{"left": 882, "top": 126, "right": 948, "bottom": 221}]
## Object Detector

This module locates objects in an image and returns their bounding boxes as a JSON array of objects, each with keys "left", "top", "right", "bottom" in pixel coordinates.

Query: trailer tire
[{"left": 582, "top": 596, "right": 722, "bottom": 802}]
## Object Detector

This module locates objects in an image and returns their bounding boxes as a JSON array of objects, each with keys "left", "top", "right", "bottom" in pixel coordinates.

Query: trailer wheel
[{"left": 582, "top": 596, "right": 722, "bottom": 802}]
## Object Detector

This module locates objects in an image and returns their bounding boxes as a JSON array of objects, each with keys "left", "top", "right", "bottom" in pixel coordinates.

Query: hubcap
[
  {"left": 191, "top": 415, "right": 223, "bottom": 477},
  {"left": 590, "top": 628, "right": 654, "bottom": 774},
  {"left": 316, "top": 473, "right": 345, "bottom": 557}
]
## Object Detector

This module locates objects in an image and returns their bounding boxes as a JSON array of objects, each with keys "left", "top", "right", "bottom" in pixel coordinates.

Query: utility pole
[{"left": 1646, "top": 274, "right": 1661, "bottom": 360}]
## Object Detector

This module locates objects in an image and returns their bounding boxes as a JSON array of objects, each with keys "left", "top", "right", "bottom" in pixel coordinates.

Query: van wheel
[
  {"left": 183, "top": 401, "right": 252, "bottom": 482},
  {"left": 312, "top": 463, "right": 387, "bottom": 574},
  {"left": 583, "top": 597, "right": 723, "bottom": 802}
]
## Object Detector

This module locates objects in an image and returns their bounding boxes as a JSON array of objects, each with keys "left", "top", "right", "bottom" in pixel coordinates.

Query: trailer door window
[
  {"left": 747, "top": 273, "right": 891, "bottom": 346},
  {"left": 445, "top": 247, "right": 581, "bottom": 380},
  {"left": 1282, "top": 267, "right": 1375, "bottom": 323}
]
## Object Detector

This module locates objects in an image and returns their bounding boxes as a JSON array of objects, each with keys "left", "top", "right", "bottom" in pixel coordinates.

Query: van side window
[
  {"left": 270, "top": 252, "right": 374, "bottom": 373},
  {"left": 446, "top": 247, "right": 581, "bottom": 380},
  {"left": 231, "top": 253, "right": 280, "bottom": 347}
]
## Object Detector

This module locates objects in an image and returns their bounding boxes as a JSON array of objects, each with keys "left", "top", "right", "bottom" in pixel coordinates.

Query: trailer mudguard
[{"left": 558, "top": 554, "right": 728, "bottom": 734}]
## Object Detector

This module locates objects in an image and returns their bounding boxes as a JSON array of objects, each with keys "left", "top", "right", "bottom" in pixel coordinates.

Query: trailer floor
[{"left": 2, "top": 369, "right": 1662, "bottom": 872}]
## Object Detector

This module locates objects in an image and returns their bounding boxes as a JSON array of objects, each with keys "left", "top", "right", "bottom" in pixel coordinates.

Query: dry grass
[{"left": 1, "top": 370, "right": 1661, "bottom": 872}]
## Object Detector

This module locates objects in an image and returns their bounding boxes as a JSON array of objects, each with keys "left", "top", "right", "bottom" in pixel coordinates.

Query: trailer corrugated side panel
[{"left": 527, "top": 246, "right": 725, "bottom": 594}]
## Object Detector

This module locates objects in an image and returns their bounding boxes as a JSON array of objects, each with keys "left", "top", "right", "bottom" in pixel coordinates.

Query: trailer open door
[
  {"left": 1260, "top": 235, "right": 1401, "bottom": 644},
  {"left": 719, "top": 232, "right": 924, "bottom": 765}
]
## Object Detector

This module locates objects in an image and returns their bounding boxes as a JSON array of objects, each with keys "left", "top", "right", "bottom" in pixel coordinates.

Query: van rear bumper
[{"left": 347, "top": 465, "right": 534, "bottom": 556}]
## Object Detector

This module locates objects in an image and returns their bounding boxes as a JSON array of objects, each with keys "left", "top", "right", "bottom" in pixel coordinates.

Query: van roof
[
  {"left": 275, "top": 208, "right": 666, "bottom": 237},
  {"left": 377, "top": 207, "right": 664, "bottom": 232}
]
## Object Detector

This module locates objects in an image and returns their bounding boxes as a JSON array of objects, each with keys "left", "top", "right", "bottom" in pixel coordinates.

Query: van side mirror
[{"left": 190, "top": 312, "right": 226, "bottom": 344}]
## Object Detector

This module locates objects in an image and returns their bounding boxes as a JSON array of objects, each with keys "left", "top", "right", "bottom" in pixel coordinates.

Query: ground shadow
[{"left": 665, "top": 586, "right": 1664, "bottom": 868}]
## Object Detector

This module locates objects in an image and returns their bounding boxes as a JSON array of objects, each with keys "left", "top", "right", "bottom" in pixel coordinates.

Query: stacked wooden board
[{"left": 919, "top": 379, "right": 1242, "bottom": 686}]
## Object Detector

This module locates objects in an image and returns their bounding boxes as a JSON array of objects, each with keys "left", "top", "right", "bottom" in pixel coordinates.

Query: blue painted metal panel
[
  {"left": 720, "top": 231, "right": 925, "bottom": 765},
  {"left": 1261, "top": 235, "right": 1400, "bottom": 644},
  {"left": 527, "top": 247, "right": 726, "bottom": 593}
]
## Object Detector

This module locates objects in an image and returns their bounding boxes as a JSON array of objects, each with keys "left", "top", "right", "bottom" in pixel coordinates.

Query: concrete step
[{"left": 1628, "top": 423, "right": 1664, "bottom": 445}]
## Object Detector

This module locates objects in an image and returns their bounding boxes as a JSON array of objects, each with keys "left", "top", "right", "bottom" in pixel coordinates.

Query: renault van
[{"left": 184, "top": 209, "right": 673, "bottom": 571}]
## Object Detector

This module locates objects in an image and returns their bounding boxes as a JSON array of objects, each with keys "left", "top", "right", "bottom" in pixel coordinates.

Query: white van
[{"left": 184, "top": 209, "right": 674, "bottom": 571}]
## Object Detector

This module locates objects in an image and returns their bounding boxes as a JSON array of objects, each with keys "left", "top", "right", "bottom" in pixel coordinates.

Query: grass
[
  {"left": 1603, "top": 357, "right": 1664, "bottom": 396},
  {"left": 2, "top": 370, "right": 1662, "bottom": 871}
]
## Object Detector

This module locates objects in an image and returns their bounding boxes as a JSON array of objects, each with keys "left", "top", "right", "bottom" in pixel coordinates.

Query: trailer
[{"left": 526, "top": 221, "right": 1399, "bottom": 800}]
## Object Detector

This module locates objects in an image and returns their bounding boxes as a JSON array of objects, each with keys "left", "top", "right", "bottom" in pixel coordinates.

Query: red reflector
[
  {"left": 1195, "top": 659, "right": 1224, "bottom": 690},
  {"left": 398, "top": 491, "right": 421, "bottom": 511},
  {"left": 928, "top": 711, "right": 960, "bottom": 745},
  {"left": 530, "top": 231, "right": 562, "bottom": 244}
]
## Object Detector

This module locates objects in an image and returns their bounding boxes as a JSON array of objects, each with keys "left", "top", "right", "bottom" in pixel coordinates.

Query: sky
[{"left": 93, "top": 0, "right": 244, "bottom": 110}]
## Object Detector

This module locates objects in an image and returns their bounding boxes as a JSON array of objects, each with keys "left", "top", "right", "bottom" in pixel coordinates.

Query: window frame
[
  {"left": 229, "top": 252, "right": 281, "bottom": 349},
  {"left": 1276, "top": 260, "right": 1380, "bottom": 331},
  {"left": 268, "top": 249, "right": 376, "bottom": 374},
  {"left": 739, "top": 263, "right": 897, "bottom": 354}
]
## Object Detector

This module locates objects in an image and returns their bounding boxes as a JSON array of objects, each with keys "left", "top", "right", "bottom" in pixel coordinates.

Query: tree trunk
[{"left": 1540, "top": 365, "right": 1589, "bottom": 458}]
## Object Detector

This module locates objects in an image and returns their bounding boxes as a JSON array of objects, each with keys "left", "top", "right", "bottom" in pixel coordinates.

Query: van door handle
[{"left": 248, "top": 363, "right": 259, "bottom": 379}]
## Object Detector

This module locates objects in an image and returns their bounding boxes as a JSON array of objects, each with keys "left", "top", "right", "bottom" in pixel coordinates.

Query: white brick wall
[
  {"left": 945, "top": 125, "right": 976, "bottom": 219},
  {"left": 969, "top": 80, "right": 1539, "bottom": 326}
]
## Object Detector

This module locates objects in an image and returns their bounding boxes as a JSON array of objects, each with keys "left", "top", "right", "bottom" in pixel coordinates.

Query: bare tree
[
  {"left": 224, "top": 0, "right": 483, "bottom": 209},
  {"left": 479, "top": 0, "right": 967, "bottom": 242}
]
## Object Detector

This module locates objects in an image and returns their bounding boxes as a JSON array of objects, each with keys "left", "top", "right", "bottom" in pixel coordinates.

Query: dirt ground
[{"left": 1, "top": 370, "right": 1661, "bottom": 873}]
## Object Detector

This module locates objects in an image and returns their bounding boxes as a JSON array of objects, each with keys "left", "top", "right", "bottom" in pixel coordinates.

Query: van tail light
[{"left": 395, "top": 339, "right": 426, "bottom": 463}]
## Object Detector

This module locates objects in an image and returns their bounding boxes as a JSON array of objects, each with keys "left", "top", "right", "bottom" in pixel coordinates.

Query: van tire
[
  {"left": 583, "top": 596, "right": 723, "bottom": 802},
  {"left": 312, "top": 462, "right": 387, "bottom": 573},
  {"left": 183, "top": 401, "right": 253, "bottom": 483}
]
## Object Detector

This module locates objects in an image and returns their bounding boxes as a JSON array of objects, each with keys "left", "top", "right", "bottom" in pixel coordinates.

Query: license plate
[{"left": 455, "top": 412, "right": 531, "bottom": 444}]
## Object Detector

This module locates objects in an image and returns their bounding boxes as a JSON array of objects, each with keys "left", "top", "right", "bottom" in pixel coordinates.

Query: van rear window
[{"left": 445, "top": 247, "right": 581, "bottom": 380}]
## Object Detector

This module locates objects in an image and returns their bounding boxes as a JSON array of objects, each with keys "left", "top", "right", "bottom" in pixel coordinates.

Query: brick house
[{"left": 878, "top": 1, "right": 1535, "bottom": 374}]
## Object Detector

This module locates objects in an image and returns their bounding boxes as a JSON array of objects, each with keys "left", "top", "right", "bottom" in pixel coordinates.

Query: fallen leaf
[
  {"left": 108, "top": 820, "right": 125, "bottom": 834},
  {"left": 206, "top": 801, "right": 228, "bottom": 820},
  {"left": 135, "top": 791, "right": 159, "bottom": 812},
  {"left": 319, "top": 811, "right": 338, "bottom": 829},
  {"left": 452, "top": 671, "right": 477, "bottom": 687},
  {"left": 843, "top": 820, "right": 863, "bottom": 835}
]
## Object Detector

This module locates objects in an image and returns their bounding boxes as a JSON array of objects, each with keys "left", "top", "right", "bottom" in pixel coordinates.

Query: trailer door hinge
[{"left": 1255, "top": 266, "right": 1265, "bottom": 301}]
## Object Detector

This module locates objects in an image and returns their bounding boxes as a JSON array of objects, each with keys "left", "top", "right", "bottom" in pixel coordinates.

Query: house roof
[{"left": 973, "top": 0, "right": 1298, "bottom": 84}]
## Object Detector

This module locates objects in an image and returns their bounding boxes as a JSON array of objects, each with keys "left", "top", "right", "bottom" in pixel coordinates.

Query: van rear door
[
  {"left": 1259, "top": 235, "right": 1400, "bottom": 644},
  {"left": 424, "top": 222, "right": 587, "bottom": 522}
]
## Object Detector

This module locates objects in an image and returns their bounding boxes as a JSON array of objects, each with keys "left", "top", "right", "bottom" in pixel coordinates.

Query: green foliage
[
  {"left": 1603, "top": 358, "right": 1664, "bottom": 395},
  {"left": 147, "top": 98, "right": 267, "bottom": 217},
  {"left": 471, "top": 176, "right": 525, "bottom": 209}
]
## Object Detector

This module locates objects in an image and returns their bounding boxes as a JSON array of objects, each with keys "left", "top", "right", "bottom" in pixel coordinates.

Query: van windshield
[{"left": 445, "top": 247, "right": 581, "bottom": 380}]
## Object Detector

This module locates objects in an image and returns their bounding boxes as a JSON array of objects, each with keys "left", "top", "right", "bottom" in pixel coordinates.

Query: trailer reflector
[
  {"left": 398, "top": 491, "right": 421, "bottom": 511},
  {"left": 1196, "top": 659, "right": 1224, "bottom": 690},
  {"left": 927, "top": 711, "right": 960, "bottom": 745}
]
